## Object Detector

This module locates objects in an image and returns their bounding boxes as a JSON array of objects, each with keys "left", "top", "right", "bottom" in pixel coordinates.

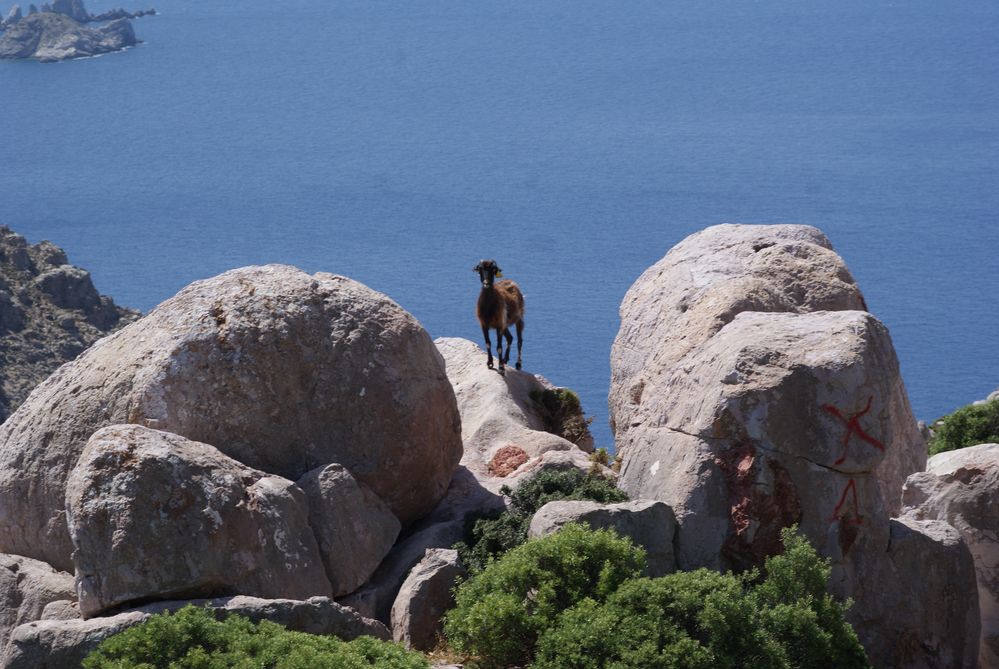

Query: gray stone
[
  {"left": 874, "top": 517, "right": 981, "bottom": 669},
  {"left": 297, "top": 463, "right": 400, "bottom": 597},
  {"left": 436, "top": 337, "right": 594, "bottom": 491},
  {"left": 50, "top": 0, "right": 87, "bottom": 21},
  {"left": 902, "top": 444, "right": 999, "bottom": 669},
  {"left": 3, "top": 6, "right": 22, "bottom": 25},
  {"left": 528, "top": 499, "right": 676, "bottom": 576},
  {"left": 1, "top": 595, "right": 387, "bottom": 669},
  {"left": 66, "top": 425, "right": 331, "bottom": 617},
  {"left": 390, "top": 549, "right": 465, "bottom": 651},
  {"left": 0, "top": 264, "right": 461, "bottom": 572},
  {"left": 0, "top": 554, "right": 75, "bottom": 658}
]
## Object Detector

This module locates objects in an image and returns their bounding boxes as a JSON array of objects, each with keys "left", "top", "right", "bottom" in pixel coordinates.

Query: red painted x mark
[
  {"left": 830, "top": 479, "right": 863, "bottom": 525},
  {"left": 822, "top": 396, "right": 886, "bottom": 466}
]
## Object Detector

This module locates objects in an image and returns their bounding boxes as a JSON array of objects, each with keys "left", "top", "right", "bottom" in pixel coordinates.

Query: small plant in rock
[
  {"left": 453, "top": 468, "right": 628, "bottom": 573},
  {"left": 530, "top": 387, "right": 594, "bottom": 446},
  {"left": 82, "top": 605, "right": 429, "bottom": 669},
  {"left": 928, "top": 398, "right": 999, "bottom": 455}
]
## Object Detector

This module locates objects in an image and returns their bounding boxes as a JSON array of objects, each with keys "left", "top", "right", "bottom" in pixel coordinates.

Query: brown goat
[{"left": 474, "top": 259, "right": 524, "bottom": 372}]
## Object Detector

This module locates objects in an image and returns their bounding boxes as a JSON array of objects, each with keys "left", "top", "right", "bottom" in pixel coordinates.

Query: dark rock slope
[{"left": 0, "top": 226, "right": 138, "bottom": 422}]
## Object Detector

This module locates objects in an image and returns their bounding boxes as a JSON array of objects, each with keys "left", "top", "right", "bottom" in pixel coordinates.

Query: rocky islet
[{"left": 0, "top": 0, "right": 153, "bottom": 62}]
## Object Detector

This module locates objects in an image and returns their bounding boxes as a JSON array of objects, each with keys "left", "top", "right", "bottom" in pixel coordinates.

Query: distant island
[{"left": 0, "top": 0, "right": 154, "bottom": 62}]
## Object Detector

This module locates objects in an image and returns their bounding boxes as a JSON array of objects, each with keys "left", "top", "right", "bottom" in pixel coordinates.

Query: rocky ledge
[{"left": 0, "top": 227, "right": 138, "bottom": 422}]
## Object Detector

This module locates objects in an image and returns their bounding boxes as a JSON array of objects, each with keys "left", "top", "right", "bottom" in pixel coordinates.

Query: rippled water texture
[{"left": 3, "top": 0, "right": 997, "bottom": 448}]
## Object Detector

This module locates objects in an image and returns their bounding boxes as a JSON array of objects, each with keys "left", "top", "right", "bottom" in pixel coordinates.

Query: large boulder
[
  {"left": 608, "top": 225, "right": 955, "bottom": 667},
  {"left": 390, "top": 549, "right": 465, "bottom": 651},
  {"left": 297, "top": 463, "right": 401, "bottom": 597},
  {"left": 66, "top": 425, "right": 331, "bottom": 617},
  {"left": 527, "top": 500, "right": 676, "bottom": 576},
  {"left": 875, "top": 518, "right": 980, "bottom": 669},
  {"left": 611, "top": 224, "right": 867, "bottom": 443},
  {"left": 0, "top": 264, "right": 462, "bottom": 571},
  {"left": 902, "top": 444, "right": 999, "bottom": 668},
  {"left": 1, "top": 595, "right": 388, "bottom": 669},
  {"left": 0, "top": 555, "right": 75, "bottom": 658}
]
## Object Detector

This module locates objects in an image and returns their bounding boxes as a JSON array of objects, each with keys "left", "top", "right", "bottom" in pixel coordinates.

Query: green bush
[
  {"left": 444, "top": 523, "right": 646, "bottom": 668},
  {"left": 529, "top": 387, "right": 594, "bottom": 445},
  {"left": 929, "top": 398, "right": 999, "bottom": 455},
  {"left": 532, "top": 527, "right": 870, "bottom": 669},
  {"left": 453, "top": 468, "right": 628, "bottom": 572},
  {"left": 82, "top": 605, "right": 429, "bottom": 669}
]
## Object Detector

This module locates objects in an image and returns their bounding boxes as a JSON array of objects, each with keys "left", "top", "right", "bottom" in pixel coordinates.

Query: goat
[{"left": 473, "top": 259, "right": 524, "bottom": 373}]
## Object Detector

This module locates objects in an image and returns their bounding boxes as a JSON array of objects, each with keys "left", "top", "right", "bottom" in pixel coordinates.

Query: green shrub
[
  {"left": 453, "top": 467, "right": 628, "bottom": 573},
  {"left": 929, "top": 398, "right": 999, "bottom": 455},
  {"left": 532, "top": 527, "right": 869, "bottom": 669},
  {"left": 444, "top": 523, "right": 646, "bottom": 668},
  {"left": 82, "top": 605, "right": 429, "bottom": 669},
  {"left": 529, "top": 387, "right": 594, "bottom": 446}
]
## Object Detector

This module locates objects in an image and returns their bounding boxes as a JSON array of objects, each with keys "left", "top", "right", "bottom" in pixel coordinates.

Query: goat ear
[{"left": 473, "top": 264, "right": 481, "bottom": 272}]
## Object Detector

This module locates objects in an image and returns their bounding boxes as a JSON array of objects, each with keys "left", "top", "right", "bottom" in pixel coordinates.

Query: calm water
[{"left": 3, "top": 0, "right": 997, "bottom": 449}]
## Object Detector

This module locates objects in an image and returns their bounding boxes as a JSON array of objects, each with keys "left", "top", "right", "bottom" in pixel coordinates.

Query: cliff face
[{"left": 0, "top": 226, "right": 138, "bottom": 422}]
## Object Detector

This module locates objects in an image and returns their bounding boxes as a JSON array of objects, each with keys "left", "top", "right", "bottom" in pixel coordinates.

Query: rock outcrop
[
  {"left": 2, "top": 5, "right": 21, "bottom": 26},
  {"left": 608, "top": 224, "right": 971, "bottom": 668},
  {"left": 527, "top": 500, "right": 676, "bottom": 576},
  {"left": 0, "top": 554, "right": 75, "bottom": 658},
  {"left": 66, "top": 425, "right": 332, "bottom": 617},
  {"left": 902, "top": 443, "right": 999, "bottom": 669},
  {"left": 1, "top": 595, "right": 388, "bottom": 669},
  {"left": 339, "top": 337, "right": 603, "bottom": 623},
  {"left": 0, "top": 13, "right": 136, "bottom": 62},
  {"left": 0, "top": 264, "right": 462, "bottom": 572},
  {"left": 0, "top": 228, "right": 137, "bottom": 423},
  {"left": 435, "top": 336, "right": 595, "bottom": 489},
  {"left": 297, "top": 463, "right": 401, "bottom": 597},
  {"left": 390, "top": 549, "right": 465, "bottom": 651}
]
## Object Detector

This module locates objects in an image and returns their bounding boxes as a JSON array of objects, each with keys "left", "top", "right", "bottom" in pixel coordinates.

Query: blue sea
[{"left": 2, "top": 0, "right": 997, "bottom": 449}]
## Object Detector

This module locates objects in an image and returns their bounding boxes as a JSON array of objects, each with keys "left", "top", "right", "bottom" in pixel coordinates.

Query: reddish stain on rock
[
  {"left": 715, "top": 442, "right": 802, "bottom": 572},
  {"left": 488, "top": 445, "right": 529, "bottom": 477}
]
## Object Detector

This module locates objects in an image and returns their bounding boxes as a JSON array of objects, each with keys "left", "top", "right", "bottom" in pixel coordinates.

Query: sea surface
[{"left": 2, "top": 0, "right": 997, "bottom": 450}]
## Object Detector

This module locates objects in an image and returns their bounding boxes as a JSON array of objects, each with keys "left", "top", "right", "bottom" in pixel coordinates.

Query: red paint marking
[
  {"left": 829, "top": 479, "right": 863, "bottom": 525},
  {"left": 822, "top": 396, "right": 886, "bottom": 465}
]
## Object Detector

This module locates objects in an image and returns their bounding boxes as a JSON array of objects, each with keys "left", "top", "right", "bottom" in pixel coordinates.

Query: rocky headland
[
  {"left": 0, "top": 223, "right": 994, "bottom": 668},
  {"left": 0, "top": 0, "right": 154, "bottom": 62},
  {"left": 0, "top": 227, "right": 137, "bottom": 422}
]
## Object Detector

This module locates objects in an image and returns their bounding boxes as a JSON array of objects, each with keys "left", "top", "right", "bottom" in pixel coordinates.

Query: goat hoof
[
  {"left": 487, "top": 361, "right": 494, "bottom": 369},
  {"left": 515, "top": 362, "right": 522, "bottom": 370}
]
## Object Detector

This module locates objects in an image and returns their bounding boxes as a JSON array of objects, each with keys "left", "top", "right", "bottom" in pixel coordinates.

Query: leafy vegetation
[
  {"left": 529, "top": 387, "right": 593, "bottom": 446},
  {"left": 447, "top": 526, "right": 870, "bottom": 669},
  {"left": 445, "top": 523, "right": 646, "bottom": 668},
  {"left": 82, "top": 605, "right": 429, "bottom": 669},
  {"left": 453, "top": 467, "right": 628, "bottom": 572},
  {"left": 928, "top": 398, "right": 999, "bottom": 455}
]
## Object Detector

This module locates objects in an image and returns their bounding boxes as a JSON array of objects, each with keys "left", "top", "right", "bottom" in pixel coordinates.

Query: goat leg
[
  {"left": 482, "top": 326, "right": 494, "bottom": 369},
  {"left": 515, "top": 320, "right": 524, "bottom": 370}
]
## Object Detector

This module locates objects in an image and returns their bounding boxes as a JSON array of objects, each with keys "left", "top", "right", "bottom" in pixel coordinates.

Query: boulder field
[{"left": 0, "top": 224, "right": 991, "bottom": 668}]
